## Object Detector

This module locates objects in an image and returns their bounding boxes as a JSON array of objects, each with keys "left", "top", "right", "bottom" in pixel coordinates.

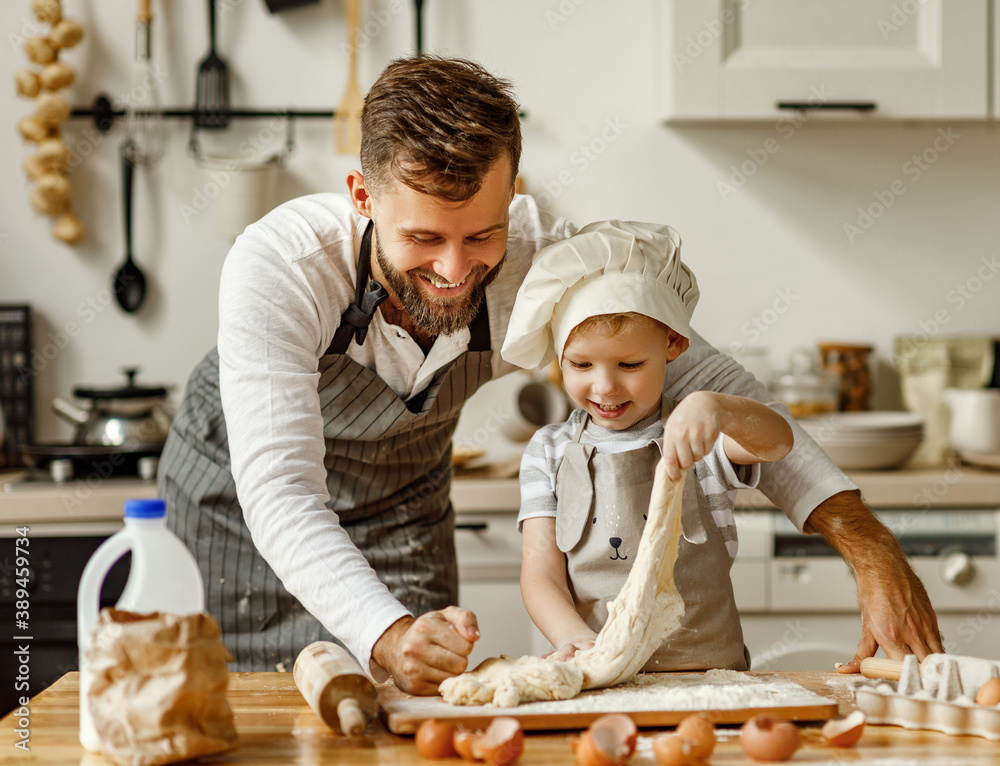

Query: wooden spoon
[{"left": 334, "top": 0, "right": 363, "bottom": 154}]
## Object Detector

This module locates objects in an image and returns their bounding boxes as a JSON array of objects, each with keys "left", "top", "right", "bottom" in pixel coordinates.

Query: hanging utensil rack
[
  {"left": 71, "top": 93, "right": 525, "bottom": 136},
  {"left": 71, "top": 93, "right": 334, "bottom": 134}
]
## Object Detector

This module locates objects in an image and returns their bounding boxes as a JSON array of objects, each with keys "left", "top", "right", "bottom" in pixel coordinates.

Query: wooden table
[{"left": 3, "top": 671, "right": 998, "bottom": 764}]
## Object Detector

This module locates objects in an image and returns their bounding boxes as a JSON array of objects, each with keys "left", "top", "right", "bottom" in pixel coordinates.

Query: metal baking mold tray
[{"left": 854, "top": 654, "right": 1000, "bottom": 740}]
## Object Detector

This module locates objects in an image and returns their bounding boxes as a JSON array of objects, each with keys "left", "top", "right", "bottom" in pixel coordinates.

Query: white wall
[{"left": 3, "top": 0, "right": 999, "bottom": 442}]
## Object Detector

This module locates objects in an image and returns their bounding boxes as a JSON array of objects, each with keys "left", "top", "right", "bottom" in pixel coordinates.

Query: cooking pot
[
  {"left": 944, "top": 388, "right": 1000, "bottom": 455},
  {"left": 52, "top": 368, "right": 173, "bottom": 447}
]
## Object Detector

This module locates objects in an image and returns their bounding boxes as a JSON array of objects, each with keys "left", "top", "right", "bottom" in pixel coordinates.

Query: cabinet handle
[
  {"left": 776, "top": 101, "right": 877, "bottom": 112},
  {"left": 455, "top": 521, "right": 488, "bottom": 532}
]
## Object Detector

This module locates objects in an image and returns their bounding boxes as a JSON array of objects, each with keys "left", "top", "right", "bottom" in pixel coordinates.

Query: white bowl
[{"left": 797, "top": 412, "right": 924, "bottom": 470}]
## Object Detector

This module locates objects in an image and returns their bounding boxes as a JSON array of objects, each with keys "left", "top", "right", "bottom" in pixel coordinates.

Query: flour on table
[
  {"left": 440, "top": 464, "right": 686, "bottom": 706},
  {"left": 418, "top": 671, "right": 833, "bottom": 716}
]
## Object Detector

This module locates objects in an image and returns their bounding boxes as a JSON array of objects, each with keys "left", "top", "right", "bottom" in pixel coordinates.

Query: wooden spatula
[{"left": 334, "top": 0, "right": 363, "bottom": 154}]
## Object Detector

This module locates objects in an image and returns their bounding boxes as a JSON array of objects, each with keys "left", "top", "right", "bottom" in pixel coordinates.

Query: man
[{"left": 159, "top": 55, "right": 942, "bottom": 695}]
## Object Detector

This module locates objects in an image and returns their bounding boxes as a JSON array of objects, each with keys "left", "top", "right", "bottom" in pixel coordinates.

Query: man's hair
[
  {"left": 570, "top": 312, "right": 669, "bottom": 342},
  {"left": 360, "top": 56, "right": 522, "bottom": 202}
]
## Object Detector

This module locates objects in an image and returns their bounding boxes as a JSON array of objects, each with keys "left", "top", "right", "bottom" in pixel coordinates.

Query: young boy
[{"left": 500, "top": 220, "right": 794, "bottom": 672}]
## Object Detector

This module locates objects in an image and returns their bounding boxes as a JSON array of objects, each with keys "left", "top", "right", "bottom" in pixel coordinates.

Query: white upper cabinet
[{"left": 662, "top": 0, "right": 990, "bottom": 120}]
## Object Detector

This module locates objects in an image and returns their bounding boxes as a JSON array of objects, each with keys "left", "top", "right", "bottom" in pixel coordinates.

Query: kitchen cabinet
[
  {"left": 453, "top": 508, "right": 547, "bottom": 668},
  {"left": 662, "top": 0, "right": 990, "bottom": 120}
]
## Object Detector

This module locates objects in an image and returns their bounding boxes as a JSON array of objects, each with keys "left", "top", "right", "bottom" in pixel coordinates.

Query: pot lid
[{"left": 73, "top": 368, "right": 168, "bottom": 400}]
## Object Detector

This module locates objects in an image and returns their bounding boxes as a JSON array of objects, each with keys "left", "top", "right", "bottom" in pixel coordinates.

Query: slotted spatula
[
  {"left": 334, "top": 0, "right": 363, "bottom": 154},
  {"left": 195, "top": 0, "right": 230, "bottom": 129}
]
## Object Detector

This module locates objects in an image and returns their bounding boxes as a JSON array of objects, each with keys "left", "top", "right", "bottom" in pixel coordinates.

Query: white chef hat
[{"left": 501, "top": 220, "right": 699, "bottom": 370}]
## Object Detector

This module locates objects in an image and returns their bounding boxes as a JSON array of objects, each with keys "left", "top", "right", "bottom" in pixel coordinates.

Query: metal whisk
[{"left": 123, "top": 0, "right": 165, "bottom": 166}]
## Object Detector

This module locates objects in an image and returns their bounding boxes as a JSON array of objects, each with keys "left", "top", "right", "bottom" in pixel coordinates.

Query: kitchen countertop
[
  {"left": 2, "top": 464, "right": 998, "bottom": 526},
  {"left": 4, "top": 671, "right": 997, "bottom": 764}
]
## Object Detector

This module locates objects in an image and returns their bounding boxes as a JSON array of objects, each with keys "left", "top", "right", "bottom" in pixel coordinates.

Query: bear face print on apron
[
  {"left": 158, "top": 221, "right": 494, "bottom": 671},
  {"left": 554, "top": 405, "right": 748, "bottom": 672}
]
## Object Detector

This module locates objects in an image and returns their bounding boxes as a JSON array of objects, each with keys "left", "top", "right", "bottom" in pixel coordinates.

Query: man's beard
[{"left": 374, "top": 228, "right": 506, "bottom": 336}]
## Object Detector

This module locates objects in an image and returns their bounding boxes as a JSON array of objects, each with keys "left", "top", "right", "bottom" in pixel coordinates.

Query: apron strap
[
  {"left": 324, "top": 219, "right": 492, "bottom": 356},
  {"left": 325, "top": 220, "right": 387, "bottom": 355}
]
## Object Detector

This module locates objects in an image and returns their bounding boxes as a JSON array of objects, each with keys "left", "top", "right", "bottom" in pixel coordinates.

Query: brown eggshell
[
  {"left": 675, "top": 713, "right": 715, "bottom": 761},
  {"left": 574, "top": 714, "right": 638, "bottom": 766},
  {"left": 453, "top": 727, "right": 483, "bottom": 762},
  {"left": 25, "top": 36, "right": 57, "bottom": 65},
  {"left": 40, "top": 61, "right": 74, "bottom": 90},
  {"left": 821, "top": 710, "right": 865, "bottom": 747},
  {"left": 416, "top": 718, "right": 459, "bottom": 759},
  {"left": 51, "top": 18, "right": 84, "bottom": 49},
  {"left": 975, "top": 678, "right": 1000, "bottom": 706},
  {"left": 472, "top": 717, "right": 523, "bottom": 766},
  {"left": 35, "top": 91, "right": 70, "bottom": 127},
  {"left": 15, "top": 69, "right": 42, "bottom": 98},
  {"left": 53, "top": 211, "right": 86, "bottom": 245},
  {"left": 652, "top": 733, "right": 696, "bottom": 766},
  {"left": 32, "top": 0, "right": 62, "bottom": 24},
  {"left": 740, "top": 715, "right": 801, "bottom": 762}
]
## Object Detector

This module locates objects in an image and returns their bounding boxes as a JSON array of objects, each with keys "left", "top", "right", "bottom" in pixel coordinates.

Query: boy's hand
[
  {"left": 543, "top": 629, "right": 599, "bottom": 661},
  {"left": 661, "top": 391, "right": 721, "bottom": 481}
]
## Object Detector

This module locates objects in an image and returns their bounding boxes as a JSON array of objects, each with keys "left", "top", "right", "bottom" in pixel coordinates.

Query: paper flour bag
[{"left": 85, "top": 609, "right": 237, "bottom": 766}]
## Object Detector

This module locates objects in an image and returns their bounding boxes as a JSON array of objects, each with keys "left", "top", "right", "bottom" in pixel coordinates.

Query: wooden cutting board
[{"left": 378, "top": 671, "right": 839, "bottom": 734}]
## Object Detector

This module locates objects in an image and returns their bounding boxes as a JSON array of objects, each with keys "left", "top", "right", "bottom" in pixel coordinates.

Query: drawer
[{"left": 454, "top": 513, "right": 521, "bottom": 582}]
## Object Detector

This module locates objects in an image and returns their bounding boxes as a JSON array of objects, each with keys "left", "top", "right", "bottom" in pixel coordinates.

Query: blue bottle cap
[{"left": 124, "top": 498, "right": 167, "bottom": 519}]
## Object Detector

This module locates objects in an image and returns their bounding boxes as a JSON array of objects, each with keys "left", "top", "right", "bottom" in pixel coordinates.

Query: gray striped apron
[
  {"left": 555, "top": 409, "right": 749, "bottom": 672},
  {"left": 157, "top": 224, "right": 493, "bottom": 671}
]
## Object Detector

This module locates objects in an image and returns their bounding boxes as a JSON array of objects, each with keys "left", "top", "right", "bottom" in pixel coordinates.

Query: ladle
[{"left": 113, "top": 144, "right": 147, "bottom": 313}]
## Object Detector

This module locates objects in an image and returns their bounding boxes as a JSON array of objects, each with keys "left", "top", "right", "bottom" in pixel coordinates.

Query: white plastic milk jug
[{"left": 77, "top": 498, "right": 205, "bottom": 752}]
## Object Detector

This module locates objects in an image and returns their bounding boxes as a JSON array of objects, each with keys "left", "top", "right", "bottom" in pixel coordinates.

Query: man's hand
[
  {"left": 804, "top": 491, "right": 944, "bottom": 673},
  {"left": 372, "top": 607, "right": 480, "bottom": 695}
]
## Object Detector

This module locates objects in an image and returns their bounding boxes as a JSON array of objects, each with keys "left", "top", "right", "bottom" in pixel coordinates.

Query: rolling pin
[{"left": 293, "top": 641, "right": 379, "bottom": 736}]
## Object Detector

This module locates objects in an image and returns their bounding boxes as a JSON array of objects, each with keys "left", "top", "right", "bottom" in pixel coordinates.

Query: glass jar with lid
[{"left": 769, "top": 348, "right": 840, "bottom": 418}]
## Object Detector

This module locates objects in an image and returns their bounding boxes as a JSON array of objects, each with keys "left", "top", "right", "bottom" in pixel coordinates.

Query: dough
[
  {"left": 439, "top": 654, "right": 583, "bottom": 707},
  {"left": 570, "top": 463, "right": 686, "bottom": 689},
  {"left": 440, "top": 463, "right": 685, "bottom": 705}
]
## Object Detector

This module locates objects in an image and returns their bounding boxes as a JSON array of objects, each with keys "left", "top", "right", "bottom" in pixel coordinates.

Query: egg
[
  {"left": 675, "top": 713, "right": 715, "bottom": 761},
  {"left": 472, "top": 717, "right": 524, "bottom": 766},
  {"left": 821, "top": 710, "right": 865, "bottom": 747},
  {"left": 652, "top": 733, "right": 696, "bottom": 766},
  {"left": 740, "top": 715, "right": 801, "bottom": 762},
  {"left": 975, "top": 677, "right": 1000, "bottom": 706},
  {"left": 573, "top": 713, "right": 638, "bottom": 766},
  {"left": 415, "top": 718, "right": 459, "bottom": 759},
  {"left": 453, "top": 727, "right": 481, "bottom": 761}
]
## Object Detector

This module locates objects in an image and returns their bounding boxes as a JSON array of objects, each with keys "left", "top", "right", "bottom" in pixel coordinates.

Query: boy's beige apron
[
  {"left": 158, "top": 223, "right": 493, "bottom": 671},
  {"left": 554, "top": 414, "right": 749, "bottom": 671}
]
